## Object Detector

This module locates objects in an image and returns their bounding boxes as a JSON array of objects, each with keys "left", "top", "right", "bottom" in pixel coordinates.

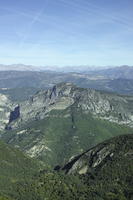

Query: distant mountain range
[
  {"left": 0, "top": 64, "right": 44, "bottom": 71},
  {"left": 0, "top": 64, "right": 133, "bottom": 73},
  {"left": 89, "top": 65, "right": 133, "bottom": 79},
  {"left": 0, "top": 65, "right": 133, "bottom": 96},
  {"left": 0, "top": 64, "right": 99, "bottom": 72}
]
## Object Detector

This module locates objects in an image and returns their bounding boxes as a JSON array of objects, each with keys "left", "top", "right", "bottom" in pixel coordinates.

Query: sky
[{"left": 0, "top": 0, "right": 133, "bottom": 68}]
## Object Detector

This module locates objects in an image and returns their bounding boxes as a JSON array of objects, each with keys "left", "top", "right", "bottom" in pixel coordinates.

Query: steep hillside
[
  {"left": 62, "top": 134, "right": 133, "bottom": 175},
  {"left": 9, "top": 134, "right": 133, "bottom": 200},
  {"left": 0, "top": 140, "right": 42, "bottom": 197},
  {"left": 1, "top": 83, "right": 133, "bottom": 167},
  {"left": 2, "top": 107, "right": 133, "bottom": 167}
]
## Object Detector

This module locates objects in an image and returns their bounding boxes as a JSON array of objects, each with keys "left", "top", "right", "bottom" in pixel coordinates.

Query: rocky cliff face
[
  {"left": 1, "top": 83, "right": 133, "bottom": 167},
  {"left": 3, "top": 82, "right": 133, "bottom": 130},
  {"left": 62, "top": 134, "right": 133, "bottom": 175},
  {"left": 0, "top": 94, "right": 15, "bottom": 130}
]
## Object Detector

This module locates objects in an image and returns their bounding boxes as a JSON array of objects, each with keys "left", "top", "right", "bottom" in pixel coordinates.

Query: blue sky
[{"left": 0, "top": 0, "right": 133, "bottom": 67}]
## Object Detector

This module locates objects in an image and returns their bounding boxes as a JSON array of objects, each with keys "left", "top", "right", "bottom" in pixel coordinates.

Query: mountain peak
[{"left": 2, "top": 82, "right": 133, "bottom": 130}]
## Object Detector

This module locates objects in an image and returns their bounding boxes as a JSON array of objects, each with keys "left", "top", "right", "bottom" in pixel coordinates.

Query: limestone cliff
[{"left": 4, "top": 82, "right": 133, "bottom": 130}]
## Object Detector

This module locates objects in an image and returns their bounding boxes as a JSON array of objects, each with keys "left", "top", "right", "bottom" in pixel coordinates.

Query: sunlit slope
[
  {"left": 0, "top": 140, "right": 42, "bottom": 194},
  {"left": 2, "top": 107, "right": 133, "bottom": 167},
  {"left": 10, "top": 134, "right": 133, "bottom": 200}
]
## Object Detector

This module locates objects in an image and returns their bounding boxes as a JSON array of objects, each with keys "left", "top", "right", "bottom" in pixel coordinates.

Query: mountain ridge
[
  {"left": 1, "top": 68, "right": 133, "bottom": 95},
  {"left": 1, "top": 83, "right": 133, "bottom": 167},
  {"left": 4, "top": 82, "right": 133, "bottom": 131},
  {"left": 7, "top": 134, "right": 133, "bottom": 200},
  {"left": 61, "top": 134, "right": 133, "bottom": 175},
  {"left": 0, "top": 64, "right": 133, "bottom": 73}
]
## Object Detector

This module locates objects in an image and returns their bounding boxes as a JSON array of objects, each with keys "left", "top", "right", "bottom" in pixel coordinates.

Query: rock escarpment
[
  {"left": 1, "top": 82, "right": 133, "bottom": 130},
  {"left": 0, "top": 94, "right": 15, "bottom": 130},
  {"left": 62, "top": 134, "right": 133, "bottom": 175}
]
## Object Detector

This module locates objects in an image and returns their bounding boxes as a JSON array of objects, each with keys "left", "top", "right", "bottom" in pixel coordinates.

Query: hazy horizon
[{"left": 0, "top": 63, "right": 133, "bottom": 72}]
